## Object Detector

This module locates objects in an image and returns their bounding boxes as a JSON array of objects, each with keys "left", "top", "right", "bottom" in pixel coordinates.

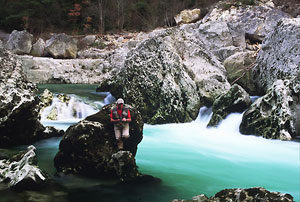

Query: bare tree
[{"left": 116, "top": 0, "right": 125, "bottom": 31}]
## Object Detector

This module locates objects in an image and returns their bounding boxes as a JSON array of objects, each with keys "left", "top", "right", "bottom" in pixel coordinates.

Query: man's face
[{"left": 117, "top": 103, "right": 123, "bottom": 109}]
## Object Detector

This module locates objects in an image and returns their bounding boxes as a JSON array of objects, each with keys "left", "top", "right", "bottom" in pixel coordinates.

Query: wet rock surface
[
  {"left": 208, "top": 84, "right": 251, "bottom": 127},
  {"left": 172, "top": 187, "right": 295, "bottom": 202},
  {"left": 54, "top": 104, "right": 144, "bottom": 181},
  {"left": 0, "top": 146, "right": 69, "bottom": 202},
  {"left": 240, "top": 80, "right": 299, "bottom": 140},
  {"left": 0, "top": 145, "right": 48, "bottom": 190}
]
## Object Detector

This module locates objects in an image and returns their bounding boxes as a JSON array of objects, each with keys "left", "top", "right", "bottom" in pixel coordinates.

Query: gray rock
[
  {"left": 0, "top": 45, "right": 64, "bottom": 147},
  {"left": 252, "top": 18, "right": 300, "bottom": 94},
  {"left": 19, "top": 55, "right": 111, "bottom": 84},
  {"left": 112, "top": 151, "right": 140, "bottom": 182},
  {"left": 208, "top": 84, "right": 251, "bottom": 127},
  {"left": 196, "top": 21, "right": 246, "bottom": 60},
  {"left": 224, "top": 51, "right": 257, "bottom": 94},
  {"left": 97, "top": 28, "right": 230, "bottom": 124},
  {"left": 174, "top": 9, "right": 201, "bottom": 25},
  {"left": 45, "top": 33, "right": 77, "bottom": 59},
  {"left": 203, "top": 1, "right": 291, "bottom": 42},
  {"left": 78, "top": 35, "right": 96, "bottom": 50},
  {"left": 0, "top": 145, "right": 48, "bottom": 190},
  {"left": 7, "top": 30, "right": 33, "bottom": 54},
  {"left": 240, "top": 80, "right": 299, "bottom": 140},
  {"left": 40, "top": 89, "right": 54, "bottom": 109},
  {"left": 0, "top": 45, "right": 43, "bottom": 146},
  {"left": 31, "top": 38, "right": 45, "bottom": 57},
  {"left": 173, "top": 187, "right": 295, "bottom": 202},
  {"left": 54, "top": 104, "right": 143, "bottom": 181}
]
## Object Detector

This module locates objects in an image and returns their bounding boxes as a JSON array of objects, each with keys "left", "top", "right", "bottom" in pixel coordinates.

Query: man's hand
[
  {"left": 122, "top": 118, "right": 127, "bottom": 122},
  {"left": 111, "top": 118, "right": 120, "bottom": 122}
]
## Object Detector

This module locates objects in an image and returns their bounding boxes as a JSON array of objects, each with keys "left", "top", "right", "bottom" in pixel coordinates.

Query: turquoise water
[
  {"left": 136, "top": 112, "right": 300, "bottom": 201},
  {"left": 38, "top": 109, "right": 299, "bottom": 202},
  {"left": 4, "top": 85, "right": 299, "bottom": 202}
]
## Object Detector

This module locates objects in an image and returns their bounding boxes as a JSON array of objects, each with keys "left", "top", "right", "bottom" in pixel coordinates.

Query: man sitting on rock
[{"left": 110, "top": 98, "right": 131, "bottom": 151}]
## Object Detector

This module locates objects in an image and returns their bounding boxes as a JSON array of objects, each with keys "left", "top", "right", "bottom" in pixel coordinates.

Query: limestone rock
[
  {"left": 172, "top": 187, "right": 295, "bottom": 202},
  {"left": 224, "top": 51, "right": 257, "bottom": 94},
  {"left": 208, "top": 84, "right": 251, "bottom": 127},
  {"left": 203, "top": 1, "right": 291, "bottom": 42},
  {"left": 112, "top": 151, "right": 141, "bottom": 182},
  {"left": 54, "top": 104, "right": 143, "bottom": 180},
  {"left": 240, "top": 80, "right": 299, "bottom": 140},
  {"left": 0, "top": 44, "right": 43, "bottom": 146},
  {"left": 78, "top": 35, "right": 96, "bottom": 50},
  {"left": 196, "top": 21, "right": 246, "bottom": 61},
  {"left": 40, "top": 89, "right": 54, "bottom": 109},
  {"left": 6, "top": 30, "right": 33, "bottom": 54},
  {"left": 97, "top": 28, "right": 230, "bottom": 124},
  {"left": 45, "top": 33, "right": 77, "bottom": 59},
  {"left": 30, "top": 38, "right": 45, "bottom": 57},
  {"left": 174, "top": 9, "right": 201, "bottom": 25},
  {"left": 0, "top": 44, "right": 64, "bottom": 147},
  {"left": 0, "top": 145, "right": 48, "bottom": 190},
  {"left": 19, "top": 50, "right": 121, "bottom": 84},
  {"left": 213, "top": 187, "right": 294, "bottom": 202},
  {"left": 252, "top": 18, "right": 300, "bottom": 94}
]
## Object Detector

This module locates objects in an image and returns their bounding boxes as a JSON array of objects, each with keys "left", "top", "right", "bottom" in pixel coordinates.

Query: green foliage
[{"left": 92, "top": 41, "right": 106, "bottom": 49}]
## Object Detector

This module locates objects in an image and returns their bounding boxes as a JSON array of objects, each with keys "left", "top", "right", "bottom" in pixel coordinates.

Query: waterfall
[{"left": 41, "top": 95, "right": 98, "bottom": 121}]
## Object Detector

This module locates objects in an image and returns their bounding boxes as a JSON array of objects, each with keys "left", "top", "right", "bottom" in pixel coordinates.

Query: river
[{"left": 11, "top": 84, "right": 300, "bottom": 202}]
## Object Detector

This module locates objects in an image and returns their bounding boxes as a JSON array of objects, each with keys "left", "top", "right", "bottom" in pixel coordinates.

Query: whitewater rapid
[{"left": 39, "top": 95, "right": 300, "bottom": 201}]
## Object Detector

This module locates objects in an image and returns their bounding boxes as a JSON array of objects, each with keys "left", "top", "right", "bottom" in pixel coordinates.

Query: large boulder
[
  {"left": 0, "top": 146, "right": 69, "bottom": 201},
  {"left": 0, "top": 44, "right": 63, "bottom": 147},
  {"left": 45, "top": 33, "right": 77, "bottom": 59},
  {"left": 54, "top": 104, "right": 143, "bottom": 181},
  {"left": 6, "top": 30, "right": 33, "bottom": 55},
  {"left": 224, "top": 51, "right": 257, "bottom": 94},
  {"left": 0, "top": 145, "right": 48, "bottom": 190},
  {"left": 77, "top": 35, "right": 96, "bottom": 50},
  {"left": 30, "top": 38, "right": 45, "bottom": 57},
  {"left": 252, "top": 18, "right": 300, "bottom": 94},
  {"left": 194, "top": 0, "right": 290, "bottom": 63},
  {"left": 174, "top": 9, "right": 201, "bottom": 25},
  {"left": 172, "top": 187, "right": 295, "bottom": 202},
  {"left": 240, "top": 80, "right": 300, "bottom": 140},
  {"left": 207, "top": 84, "right": 251, "bottom": 127},
  {"left": 203, "top": 1, "right": 291, "bottom": 43},
  {"left": 196, "top": 21, "right": 246, "bottom": 61},
  {"left": 97, "top": 28, "right": 230, "bottom": 124}
]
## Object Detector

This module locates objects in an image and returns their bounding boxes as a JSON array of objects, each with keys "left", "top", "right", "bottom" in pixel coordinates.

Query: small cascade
[
  {"left": 92, "top": 92, "right": 116, "bottom": 106},
  {"left": 104, "top": 93, "right": 116, "bottom": 105},
  {"left": 40, "top": 95, "right": 98, "bottom": 121}
]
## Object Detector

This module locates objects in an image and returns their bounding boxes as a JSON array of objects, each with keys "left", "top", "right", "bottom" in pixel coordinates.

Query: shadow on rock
[{"left": 54, "top": 104, "right": 159, "bottom": 184}]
